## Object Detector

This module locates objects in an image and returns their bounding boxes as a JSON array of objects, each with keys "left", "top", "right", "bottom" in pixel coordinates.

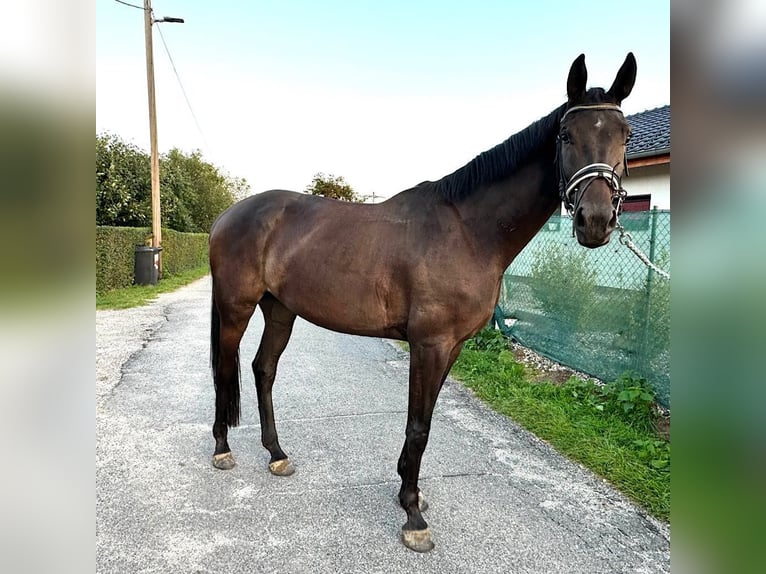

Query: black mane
[{"left": 432, "top": 102, "right": 568, "bottom": 201}]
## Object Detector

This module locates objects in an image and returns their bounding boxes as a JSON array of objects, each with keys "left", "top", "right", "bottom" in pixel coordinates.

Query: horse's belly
[{"left": 271, "top": 278, "right": 408, "bottom": 339}]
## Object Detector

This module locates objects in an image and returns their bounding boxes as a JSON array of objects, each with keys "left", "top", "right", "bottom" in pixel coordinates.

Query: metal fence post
[{"left": 641, "top": 207, "right": 659, "bottom": 361}]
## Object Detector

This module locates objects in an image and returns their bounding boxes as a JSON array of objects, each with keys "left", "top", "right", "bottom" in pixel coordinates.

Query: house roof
[{"left": 626, "top": 105, "right": 669, "bottom": 159}]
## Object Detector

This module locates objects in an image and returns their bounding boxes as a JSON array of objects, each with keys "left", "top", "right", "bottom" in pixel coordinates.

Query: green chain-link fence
[{"left": 496, "top": 209, "right": 670, "bottom": 406}]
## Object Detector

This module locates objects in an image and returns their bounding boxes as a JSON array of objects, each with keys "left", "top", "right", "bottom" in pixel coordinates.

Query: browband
[{"left": 560, "top": 104, "right": 623, "bottom": 123}]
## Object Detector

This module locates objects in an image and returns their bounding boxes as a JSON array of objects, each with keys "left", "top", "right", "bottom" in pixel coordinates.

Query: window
[
  {"left": 619, "top": 194, "right": 652, "bottom": 230},
  {"left": 622, "top": 194, "right": 651, "bottom": 212}
]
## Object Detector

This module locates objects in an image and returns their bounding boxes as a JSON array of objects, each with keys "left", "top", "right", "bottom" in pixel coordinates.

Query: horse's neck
[{"left": 456, "top": 156, "right": 560, "bottom": 271}]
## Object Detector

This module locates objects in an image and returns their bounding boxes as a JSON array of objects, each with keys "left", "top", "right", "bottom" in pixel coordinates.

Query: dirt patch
[
  {"left": 510, "top": 342, "right": 597, "bottom": 385},
  {"left": 653, "top": 416, "right": 671, "bottom": 442}
]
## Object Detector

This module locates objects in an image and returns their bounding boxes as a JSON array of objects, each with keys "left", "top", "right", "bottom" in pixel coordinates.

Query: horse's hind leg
[
  {"left": 211, "top": 300, "right": 256, "bottom": 470},
  {"left": 253, "top": 295, "right": 297, "bottom": 476}
]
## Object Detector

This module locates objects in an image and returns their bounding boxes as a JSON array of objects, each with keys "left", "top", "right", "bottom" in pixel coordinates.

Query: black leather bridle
[{"left": 556, "top": 104, "right": 630, "bottom": 220}]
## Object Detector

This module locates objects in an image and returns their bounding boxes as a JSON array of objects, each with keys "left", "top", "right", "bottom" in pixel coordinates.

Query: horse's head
[{"left": 558, "top": 53, "right": 637, "bottom": 248}]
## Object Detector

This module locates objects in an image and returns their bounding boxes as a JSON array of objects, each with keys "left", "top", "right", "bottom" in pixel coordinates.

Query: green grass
[
  {"left": 450, "top": 345, "right": 670, "bottom": 521},
  {"left": 96, "top": 265, "right": 209, "bottom": 310}
]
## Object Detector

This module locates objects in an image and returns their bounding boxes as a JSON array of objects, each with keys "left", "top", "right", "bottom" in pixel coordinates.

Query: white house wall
[{"left": 625, "top": 163, "right": 670, "bottom": 209}]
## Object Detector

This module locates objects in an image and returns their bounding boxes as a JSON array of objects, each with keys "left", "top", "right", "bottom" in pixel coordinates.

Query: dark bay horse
[{"left": 209, "top": 53, "right": 637, "bottom": 552}]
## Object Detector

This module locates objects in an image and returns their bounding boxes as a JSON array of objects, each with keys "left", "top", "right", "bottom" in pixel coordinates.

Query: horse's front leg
[{"left": 397, "top": 338, "right": 462, "bottom": 552}]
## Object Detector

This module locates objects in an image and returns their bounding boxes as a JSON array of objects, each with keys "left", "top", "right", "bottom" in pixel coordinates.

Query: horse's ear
[
  {"left": 607, "top": 52, "right": 637, "bottom": 104},
  {"left": 567, "top": 54, "right": 587, "bottom": 102}
]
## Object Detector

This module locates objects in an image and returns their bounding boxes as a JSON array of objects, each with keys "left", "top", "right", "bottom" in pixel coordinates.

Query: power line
[
  {"left": 114, "top": 0, "right": 210, "bottom": 154},
  {"left": 113, "top": 0, "right": 145, "bottom": 10},
  {"left": 154, "top": 23, "right": 211, "bottom": 155}
]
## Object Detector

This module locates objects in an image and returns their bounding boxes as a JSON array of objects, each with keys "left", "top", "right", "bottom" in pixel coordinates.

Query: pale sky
[{"left": 96, "top": 0, "right": 669, "bottom": 200}]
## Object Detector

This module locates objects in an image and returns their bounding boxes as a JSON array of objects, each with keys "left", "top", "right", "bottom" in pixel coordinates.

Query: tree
[
  {"left": 160, "top": 148, "right": 249, "bottom": 232},
  {"left": 96, "top": 133, "right": 152, "bottom": 227},
  {"left": 305, "top": 172, "right": 360, "bottom": 201},
  {"left": 96, "top": 132, "right": 248, "bottom": 232}
]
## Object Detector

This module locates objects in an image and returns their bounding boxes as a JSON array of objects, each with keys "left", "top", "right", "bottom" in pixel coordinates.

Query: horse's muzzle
[{"left": 574, "top": 205, "right": 617, "bottom": 248}]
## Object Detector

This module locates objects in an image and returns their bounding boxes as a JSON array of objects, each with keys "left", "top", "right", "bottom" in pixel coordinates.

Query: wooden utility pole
[{"left": 143, "top": 0, "right": 162, "bottom": 275}]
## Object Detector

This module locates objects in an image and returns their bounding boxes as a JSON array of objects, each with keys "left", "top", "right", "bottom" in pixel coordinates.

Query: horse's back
[
  {"left": 211, "top": 190, "right": 303, "bottom": 236},
  {"left": 209, "top": 188, "right": 495, "bottom": 338}
]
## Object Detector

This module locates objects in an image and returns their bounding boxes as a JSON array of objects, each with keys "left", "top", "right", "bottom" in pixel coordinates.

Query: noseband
[{"left": 556, "top": 104, "right": 629, "bottom": 219}]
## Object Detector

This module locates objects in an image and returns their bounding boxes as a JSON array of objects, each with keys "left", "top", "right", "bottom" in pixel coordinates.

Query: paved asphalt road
[{"left": 96, "top": 276, "right": 669, "bottom": 573}]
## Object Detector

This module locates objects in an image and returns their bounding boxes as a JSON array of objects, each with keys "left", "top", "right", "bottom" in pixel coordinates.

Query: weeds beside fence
[
  {"left": 96, "top": 226, "right": 208, "bottom": 293},
  {"left": 497, "top": 209, "right": 670, "bottom": 406}
]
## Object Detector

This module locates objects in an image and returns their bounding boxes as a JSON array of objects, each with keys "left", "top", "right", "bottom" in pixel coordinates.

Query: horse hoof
[
  {"left": 402, "top": 527, "right": 434, "bottom": 552},
  {"left": 268, "top": 458, "right": 295, "bottom": 476},
  {"left": 212, "top": 452, "right": 236, "bottom": 470},
  {"left": 418, "top": 490, "right": 429, "bottom": 512}
]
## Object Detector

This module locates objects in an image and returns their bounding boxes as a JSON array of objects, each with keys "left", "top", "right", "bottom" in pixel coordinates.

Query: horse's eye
[
  {"left": 559, "top": 130, "right": 571, "bottom": 144},
  {"left": 625, "top": 130, "right": 632, "bottom": 144}
]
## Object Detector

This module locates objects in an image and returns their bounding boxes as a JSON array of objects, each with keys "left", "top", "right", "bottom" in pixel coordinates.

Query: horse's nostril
[{"left": 608, "top": 210, "right": 617, "bottom": 230}]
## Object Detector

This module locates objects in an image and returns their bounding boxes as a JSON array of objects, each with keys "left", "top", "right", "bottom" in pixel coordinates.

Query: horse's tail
[{"left": 210, "top": 282, "right": 241, "bottom": 427}]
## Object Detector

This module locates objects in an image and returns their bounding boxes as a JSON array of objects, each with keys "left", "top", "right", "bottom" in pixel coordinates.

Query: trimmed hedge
[
  {"left": 96, "top": 226, "right": 149, "bottom": 293},
  {"left": 96, "top": 226, "right": 208, "bottom": 293},
  {"left": 161, "top": 228, "right": 209, "bottom": 276}
]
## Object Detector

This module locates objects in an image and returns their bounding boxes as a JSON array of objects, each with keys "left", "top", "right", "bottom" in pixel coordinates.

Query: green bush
[
  {"left": 529, "top": 243, "right": 596, "bottom": 333},
  {"left": 564, "top": 373, "right": 659, "bottom": 432},
  {"left": 96, "top": 226, "right": 208, "bottom": 293},
  {"left": 626, "top": 250, "right": 670, "bottom": 362},
  {"left": 464, "top": 326, "right": 509, "bottom": 354}
]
